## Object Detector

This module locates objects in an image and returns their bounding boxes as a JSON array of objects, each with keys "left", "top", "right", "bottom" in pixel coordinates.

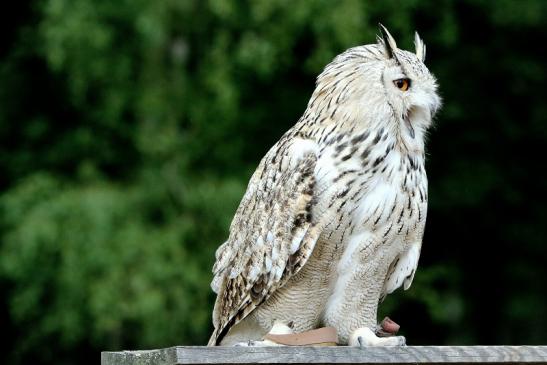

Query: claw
[
  {"left": 233, "top": 340, "right": 256, "bottom": 347},
  {"left": 349, "top": 327, "right": 407, "bottom": 347}
]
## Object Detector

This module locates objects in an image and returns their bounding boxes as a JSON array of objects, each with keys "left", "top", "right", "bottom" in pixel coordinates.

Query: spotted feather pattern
[
  {"left": 209, "top": 135, "right": 322, "bottom": 345},
  {"left": 208, "top": 28, "right": 441, "bottom": 346}
]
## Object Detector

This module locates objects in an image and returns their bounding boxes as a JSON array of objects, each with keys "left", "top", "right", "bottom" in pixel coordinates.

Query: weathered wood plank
[{"left": 101, "top": 346, "right": 547, "bottom": 365}]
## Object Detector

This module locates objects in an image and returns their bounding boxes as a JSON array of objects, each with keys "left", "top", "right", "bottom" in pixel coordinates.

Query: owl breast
[
  {"left": 309, "top": 129, "right": 427, "bottom": 326},
  {"left": 314, "top": 128, "right": 427, "bottom": 246}
]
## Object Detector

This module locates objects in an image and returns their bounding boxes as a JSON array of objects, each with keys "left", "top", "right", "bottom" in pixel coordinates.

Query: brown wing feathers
[{"left": 208, "top": 140, "right": 319, "bottom": 345}]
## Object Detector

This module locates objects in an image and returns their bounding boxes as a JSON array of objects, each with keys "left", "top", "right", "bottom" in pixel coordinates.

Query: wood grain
[{"left": 101, "top": 346, "right": 547, "bottom": 365}]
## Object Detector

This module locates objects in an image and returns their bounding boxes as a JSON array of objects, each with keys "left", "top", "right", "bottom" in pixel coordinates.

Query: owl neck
[{"left": 296, "top": 108, "right": 426, "bottom": 158}]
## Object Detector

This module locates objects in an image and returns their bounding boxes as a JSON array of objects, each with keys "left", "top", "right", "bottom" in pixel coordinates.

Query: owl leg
[{"left": 349, "top": 327, "right": 406, "bottom": 346}]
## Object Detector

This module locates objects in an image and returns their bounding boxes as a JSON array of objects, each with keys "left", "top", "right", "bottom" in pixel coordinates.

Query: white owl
[{"left": 208, "top": 25, "right": 441, "bottom": 347}]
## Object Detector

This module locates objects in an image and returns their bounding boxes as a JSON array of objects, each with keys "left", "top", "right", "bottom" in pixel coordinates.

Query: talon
[{"left": 350, "top": 327, "right": 405, "bottom": 347}]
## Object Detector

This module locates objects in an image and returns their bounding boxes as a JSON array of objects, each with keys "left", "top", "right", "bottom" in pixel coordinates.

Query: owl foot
[
  {"left": 233, "top": 320, "right": 294, "bottom": 347},
  {"left": 233, "top": 339, "right": 281, "bottom": 347},
  {"left": 349, "top": 327, "right": 406, "bottom": 346}
]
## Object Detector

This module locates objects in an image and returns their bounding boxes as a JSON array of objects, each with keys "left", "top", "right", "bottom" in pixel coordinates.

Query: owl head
[{"left": 311, "top": 24, "right": 441, "bottom": 147}]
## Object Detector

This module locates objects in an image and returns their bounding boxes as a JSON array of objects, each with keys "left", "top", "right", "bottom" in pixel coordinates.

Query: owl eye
[{"left": 394, "top": 78, "right": 411, "bottom": 91}]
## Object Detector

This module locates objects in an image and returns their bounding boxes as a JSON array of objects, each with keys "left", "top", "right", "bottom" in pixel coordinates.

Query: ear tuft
[
  {"left": 414, "top": 31, "right": 426, "bottom": 62},
  {"left": 378, "top": 23, "right": 398, "bottom": 59}
]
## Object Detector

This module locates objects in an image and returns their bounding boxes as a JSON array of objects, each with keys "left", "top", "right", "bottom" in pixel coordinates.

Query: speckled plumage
[{"left": 209, "top": 26, "right": 441, "bottom": 347}]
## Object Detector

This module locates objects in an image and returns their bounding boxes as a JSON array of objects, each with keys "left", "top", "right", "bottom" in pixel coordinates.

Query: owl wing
[{"left": 208, "top": 136, "right": 322, "bottom": 346}]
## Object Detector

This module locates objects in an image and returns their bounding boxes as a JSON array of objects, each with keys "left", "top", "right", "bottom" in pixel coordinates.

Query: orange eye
[{"left": 394, "top": 78, "right": 411, "bottom": 91}]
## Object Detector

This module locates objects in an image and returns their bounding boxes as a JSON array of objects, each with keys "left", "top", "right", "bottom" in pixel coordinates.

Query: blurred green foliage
[{"left": 1, "top": 1, "right": 546, "bottom": 364}]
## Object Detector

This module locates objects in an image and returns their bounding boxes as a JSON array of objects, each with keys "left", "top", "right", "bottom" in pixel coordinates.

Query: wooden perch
[{"left": 101, "top": 345, "right": 547, "bottom": 365}]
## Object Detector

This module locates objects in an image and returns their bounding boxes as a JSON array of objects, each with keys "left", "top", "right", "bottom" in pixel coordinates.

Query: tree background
[{"left": 1, "top": 0, "right": 546, "bottom": 364}]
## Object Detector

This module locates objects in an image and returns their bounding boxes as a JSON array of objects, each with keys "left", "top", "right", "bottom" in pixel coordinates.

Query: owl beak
[{"left": 403, "top": 111, "right": 416, "bottom": 139}]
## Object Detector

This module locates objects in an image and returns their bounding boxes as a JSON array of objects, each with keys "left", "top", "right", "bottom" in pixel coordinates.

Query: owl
[{"left": 208, "top": 25, "right": 441, "bottom": 347}]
